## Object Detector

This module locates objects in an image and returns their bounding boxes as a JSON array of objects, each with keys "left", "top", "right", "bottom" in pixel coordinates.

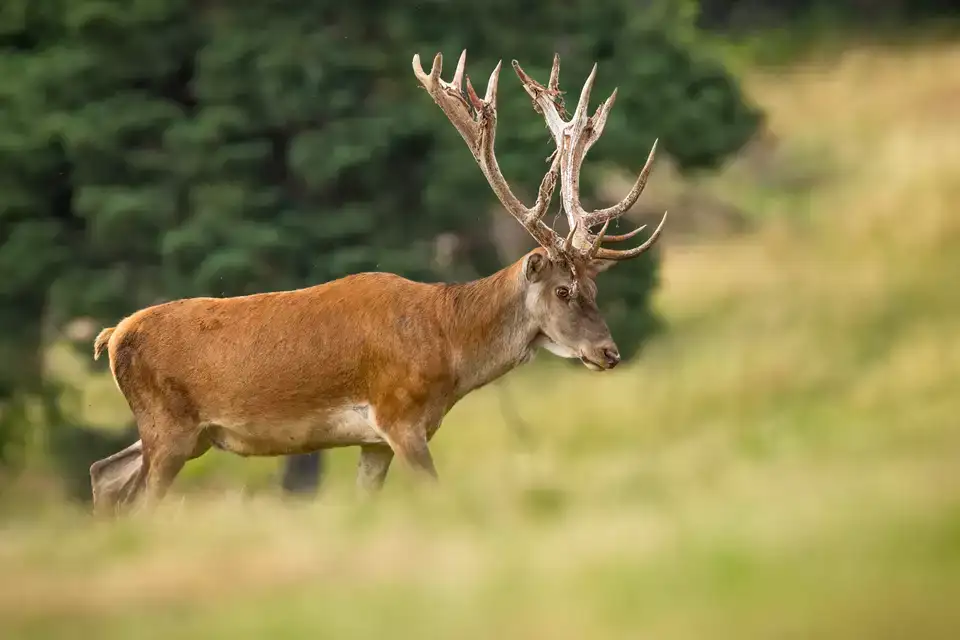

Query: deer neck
[{"left": 438, "top": 260, "right": 537, "bottom": 397}]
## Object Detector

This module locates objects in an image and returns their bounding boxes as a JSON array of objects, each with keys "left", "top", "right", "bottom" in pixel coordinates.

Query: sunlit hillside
[{"left": 3, "top": 41, "right": 959, "bottom": 639}]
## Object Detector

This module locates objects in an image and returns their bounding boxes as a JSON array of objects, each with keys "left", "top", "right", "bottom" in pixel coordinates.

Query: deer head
[{"left": 413, "top": 51, "right": 667, "bottom": 370}]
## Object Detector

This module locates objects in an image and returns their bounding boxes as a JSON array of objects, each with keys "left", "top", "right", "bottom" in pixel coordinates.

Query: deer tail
[{"left": 93, "top": 327, "right": 116, "bottom": 361}]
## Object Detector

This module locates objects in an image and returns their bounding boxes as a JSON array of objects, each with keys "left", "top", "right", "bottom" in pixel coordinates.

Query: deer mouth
[{"left": 579, "top": 354, "right": 608, "bottom": 371}]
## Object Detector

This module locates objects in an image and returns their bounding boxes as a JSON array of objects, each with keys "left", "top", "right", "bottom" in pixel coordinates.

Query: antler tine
[
  {"left": 512, "top": 59, "right": 566, "bottom": 143},
  {"left": 414, "top": 50, "right": 564, "bottom": 256},
  {"left": 579, "top": 215, "right": 647, "bottom": 259},
  {"left": 452, "top": 50, "right": 467, "bottom": 90},
  {"left": 583, "top": 139, "right": 658, "bottom": 228},
  {"left": 570, "top": 63, "right": 598, "bottom": 128},
  {"left": 548, "top": 53, "right": 560, "bottom": 94},
  {"left": 592, "top": 211, "right": 669, "bottom": 261},
  {"left": 464, "top": 75, "right": 483, "bottom": 111},
  {"left": 484, "top": 61, "right": 501, "bottom": 103},
  {"left": 427, "top": 52, "right": 443, "bottom": 83},
  {"left": 582, "top": 88, "right": 617, "bottom": 157},
  {"left": 594, "top": 222, "right": 646, "bottom": 243},
  {"left": 579, "top": 139, "right": 665, "bottom": 260},
  {"left": 587, "top": 219, "right": 610, "bottom": 259}
]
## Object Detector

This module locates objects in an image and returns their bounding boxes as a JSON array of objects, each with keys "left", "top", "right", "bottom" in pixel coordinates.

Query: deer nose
[{"left": 602, "top": 346, "right": 621, "bottom": 368}]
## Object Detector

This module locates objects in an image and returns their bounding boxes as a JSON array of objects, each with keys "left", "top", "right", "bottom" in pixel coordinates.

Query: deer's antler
[
  {"left": 513, "top": 54, "right": 668, "bottom": 262},
  {"left": 413, "top": 50, "right": 566, "bottom": 257}
]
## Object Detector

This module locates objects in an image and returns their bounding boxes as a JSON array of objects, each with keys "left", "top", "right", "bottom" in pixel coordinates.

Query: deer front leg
[
  {"left": 392, "top": 426, "right": 439, "bottom": 482},
  {"left": 375, "top": 415, "right": 440, "bottom": 484},
  {"left": 356, "top": 444, "right": 394, "bottom": 493}
]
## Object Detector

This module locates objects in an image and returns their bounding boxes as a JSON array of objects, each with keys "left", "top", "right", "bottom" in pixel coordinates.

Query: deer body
[
  {"left": 100, "top": 268, "right": 531, "bottom": 452},
  {"left": 90, "top": 48, "right": 667, "bottom": 514},
  {"left": 90, "top": 251, "right": 613, "bottom": 512}
]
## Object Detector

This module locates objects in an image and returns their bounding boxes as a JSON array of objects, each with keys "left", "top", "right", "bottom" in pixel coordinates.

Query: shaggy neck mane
[{"left": 434, "top": 259, "right": 535, "bottom": 395}]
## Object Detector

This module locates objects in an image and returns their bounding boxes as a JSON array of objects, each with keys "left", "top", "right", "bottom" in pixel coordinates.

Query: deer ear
[
  {"left": 523, "top": 252, "right": 549, "bottom": 283},
  {"left": 584, "top": 259, "right": 617, "bottom": 279}
]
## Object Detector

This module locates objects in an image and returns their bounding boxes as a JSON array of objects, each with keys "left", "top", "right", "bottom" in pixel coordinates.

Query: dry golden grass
[{"left": 4, "top": 40, "right": 960, "bottom": 640}]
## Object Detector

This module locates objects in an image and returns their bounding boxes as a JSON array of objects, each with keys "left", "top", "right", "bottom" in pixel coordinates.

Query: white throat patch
[{"left": 533, "top": 333, "right": 578, "bottom": 359}]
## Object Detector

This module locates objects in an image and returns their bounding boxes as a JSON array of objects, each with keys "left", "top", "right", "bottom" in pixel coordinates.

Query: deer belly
[{"left": 203, "top": 404, "right": 384, "bottom": 456}]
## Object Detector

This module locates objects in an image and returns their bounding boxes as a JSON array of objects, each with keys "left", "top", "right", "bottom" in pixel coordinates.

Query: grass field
[{"left": 2, "top": 40, "right": 960, "bottom": 639}]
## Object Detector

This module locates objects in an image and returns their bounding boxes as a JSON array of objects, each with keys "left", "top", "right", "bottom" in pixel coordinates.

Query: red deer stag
[{"left": 88, "top": 50, "right": 668, "bottom": 514}]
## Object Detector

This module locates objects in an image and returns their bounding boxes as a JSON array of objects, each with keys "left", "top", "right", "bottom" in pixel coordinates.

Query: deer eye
[{"left": 555, "top": 286, "right": 570, "bottom": 300}]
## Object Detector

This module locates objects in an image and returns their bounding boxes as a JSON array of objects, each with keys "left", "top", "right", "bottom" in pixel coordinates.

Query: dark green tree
[
  {"left": 698, "top": 0, "right": 960, "bottom": 31},
  {"left": 0, "top": 0, "right": 76, "bottom": 465}
]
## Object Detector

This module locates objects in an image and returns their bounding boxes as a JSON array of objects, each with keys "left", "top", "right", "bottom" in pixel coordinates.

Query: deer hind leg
[
  {"left": 116, "top": 385, "right": 209, "bottom": 512},
  {"left": 90, "top": 439, "right": 147, "bottom": 516},
  {"left": 106, "top": 331, "right": 210, "bottom": 512},
  {"left": 136, "top": 414, "right": 210, "bottom": 510}
]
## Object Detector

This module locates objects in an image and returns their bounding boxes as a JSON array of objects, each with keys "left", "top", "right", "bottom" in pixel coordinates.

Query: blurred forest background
[{"left": 1, "top": 0, "right": 959, "bottom": 638}]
